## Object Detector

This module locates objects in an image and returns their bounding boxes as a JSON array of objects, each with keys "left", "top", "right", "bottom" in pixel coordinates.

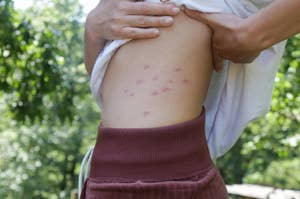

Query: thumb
[{"left": 183, "top": 7, "right": 211, "bottom": 25}]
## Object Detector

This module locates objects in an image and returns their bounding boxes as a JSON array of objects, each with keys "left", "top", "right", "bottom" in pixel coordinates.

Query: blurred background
[{"left": 0, "top": 0, "right": 299, "bottom": 198}]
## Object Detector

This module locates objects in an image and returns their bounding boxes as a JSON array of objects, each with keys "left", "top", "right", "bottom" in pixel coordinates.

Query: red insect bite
[
  {"left": 182, "top": 79, "right": 190, "bottom": 84},
  {"left": 161, "top": 87, "right": 171, "bottom": 92},
  {"left": 143, "top": 111, "right": 150, "bottom": 116},
  {"left": 144, "top": 65, "right": 150, "bottom": 70},
  {"left": 136, "top": 79, "right": 144, "bottom": 85},
  {"left": 151, "top": 91, "right": 159, "bottom": 96},
  {"left": 152, "top": 76, "right": 158, "bottom": 81},
  {"left": 174, "top": 67, "right": 182, "bottom": 72}
]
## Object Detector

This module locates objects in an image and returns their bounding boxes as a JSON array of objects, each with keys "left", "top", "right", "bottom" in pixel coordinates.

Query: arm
[
  {"left": 183, "top": 0, "right": 300, "bottom": 71},
  {"left": 241, "top": 0, "right": 300, "bottom": 50},
  {"left": 84, "top": 0, "right": 180, "bottom": 76},
  {"left": 84, "top": 21, "right": 106, "bottom": 76}
]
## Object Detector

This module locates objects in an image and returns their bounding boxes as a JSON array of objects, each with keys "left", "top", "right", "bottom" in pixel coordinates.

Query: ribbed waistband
[{"left": 89, "top": 107, "right": 213, "bottom": 182}]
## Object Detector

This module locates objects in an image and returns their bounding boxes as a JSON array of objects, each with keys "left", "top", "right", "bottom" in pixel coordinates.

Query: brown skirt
[{"left": 80, "top": 106, "right": 229, "bottom": 199}]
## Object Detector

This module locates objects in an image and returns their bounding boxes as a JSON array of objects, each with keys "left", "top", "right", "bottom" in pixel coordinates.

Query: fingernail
[
  {"left": 164, "top": 17, "right": 173, "bottom": 24},
  {"left": 153, "top": 29, "right": 159, "bottom": 35},
  {"left": 171, "top": 7, "right": 180, "bottom": 14}
]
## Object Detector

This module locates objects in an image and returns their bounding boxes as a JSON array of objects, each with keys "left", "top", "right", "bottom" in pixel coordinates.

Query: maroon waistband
[{"left": 89, "top": 106, "right": 213, "bottom": 182}]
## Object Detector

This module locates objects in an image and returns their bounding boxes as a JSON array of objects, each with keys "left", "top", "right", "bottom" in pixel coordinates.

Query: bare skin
[
  {"left": 84, "top": 0, "right": 300, "bottom": 129},
  {"left": 100, "top": 11, "right": 213, "bottom": 128},
  {"left": 84, "top": 0, "right": 180, "bottom": 76},
  {"left": 85, "top": 0, "right": 300, "bottom": 77}
]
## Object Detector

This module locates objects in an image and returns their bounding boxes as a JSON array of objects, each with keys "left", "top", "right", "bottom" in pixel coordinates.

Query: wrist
[
  {"left": 85, "top": 11, "right": 106, "bottom": 43},
  {"left": 236, "top": 17, "right": 274, "bottom": 52},
  {"left": 234, "top": 20, "right": 261, "bottom": 52},
  {"left": 85, "top": 25, "right": 106, "bottom": 45}
]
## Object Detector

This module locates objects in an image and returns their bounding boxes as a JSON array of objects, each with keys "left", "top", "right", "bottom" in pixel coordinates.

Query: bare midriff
[{"left": 101, "top": 11, "right": 213, "bottom": 128}]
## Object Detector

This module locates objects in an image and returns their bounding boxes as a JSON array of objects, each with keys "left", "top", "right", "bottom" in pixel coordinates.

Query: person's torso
[{"left": 100, "top": 11, "right": 213, "bottom": 128}]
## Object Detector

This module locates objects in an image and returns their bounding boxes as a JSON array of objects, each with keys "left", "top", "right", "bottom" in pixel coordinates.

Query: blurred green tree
[
  {"left": 0, "top": 0, "right": 100, "bottom": 198},
  {"left": 217, "top": 34, "right": 300, "bottom": 190},
  {"left": 1, "top": 0, "right": 300, "bottom": 198},
  {"left": 0, "top": 0, "right": 86, "bottom": 123}
]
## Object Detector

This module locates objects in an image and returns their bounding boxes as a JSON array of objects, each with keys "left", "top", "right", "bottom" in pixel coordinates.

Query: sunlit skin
[
  {"left": 174, "top": 67, "right": 182, "bottom": 72},
  {"left": 136, "top": 79, "right": 145, "bottom": 85},
  {"left": 152, "top": 75, "right": 159, "bottom": 81},
  {"left": 120, "top": 65, "right": 191, "bottom": 117},
  {"left": 100, "top": 11, "right": 213, "bottom": 128},
  {"left": 144, "top": 65, "right": 150, "bottom": 70},
  {"left": 143, "top": 111, "right": 151, "bottom": 117}
]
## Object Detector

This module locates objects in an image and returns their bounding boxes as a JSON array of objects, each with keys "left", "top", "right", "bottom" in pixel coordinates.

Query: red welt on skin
[
  {"left": 161, "top": 87, "right": 172, "bottom": 92},
  {"left": 136, "top": 79, "right": 144, "bottom": 85},
  {"left": 152, "top": 76, "right": 158, "bottom": 81},
  {"left": 135, "top": 79, "right": 144, "bottom": 85},
  {"left": 143, "top": 111, "right": 150, "bottom": 116},
  {"left": 144, "top": 65, "right": 150, "bottom": 70},
  {"left": 182, "top": 79, "right": 190, "bottom": 84},
  {"left": 174, "top": 67, "right": 182, "bottom": 72},
  {"left": 151, "top": 91, "right": 159, "bottom": 96}
]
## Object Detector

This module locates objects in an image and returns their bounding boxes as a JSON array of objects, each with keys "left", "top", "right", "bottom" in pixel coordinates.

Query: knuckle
[
  {"left": 165, "top": 4, "right": 173, "bottom": 11},
  {"left": 150, "top": 18, "right": 160, "bottom": 26},
  {"left": 120, "top": 27, "right": 136, "bottom": 38},
  {"left": 117, "top": 1, "right": 128, "bottom": 12},
  {"left": 137, "top": 3, "right": 148, "bottom": 13},
  {"left": 165, "top": 4, "right": 176, "bottom": 13},
  {"left": 128, "top": 29, "right": 138, "bottom": 37},
  {"left": 110, "top": 25, "right": 121, "bottom": 36},
  {"left": 139, "top": 17, "right": 147, "bottom": 26},
  {"left": 156, "top": 19, "right": 165, "bottom": 26},
  {"left": 160, "top": 17, "right": 170, "bottom": 26},
  {"left": 144, "top": 32, "right": 156, "bottom": 39},
  {"left": 110, "top": 11, "right": 123, "bottom": 23},
  {"left": 144, "top": 29, "right": 159, "bottom": 38}
]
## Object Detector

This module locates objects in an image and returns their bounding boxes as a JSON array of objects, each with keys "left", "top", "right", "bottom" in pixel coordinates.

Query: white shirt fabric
[{"left": 89, "top": 0, "right": 287, "bottom": 160}]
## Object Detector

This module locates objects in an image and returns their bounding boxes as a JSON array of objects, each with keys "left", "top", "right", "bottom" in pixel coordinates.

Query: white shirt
[{"left": 89, "top": 0, "right": 287, "bottom": 160}]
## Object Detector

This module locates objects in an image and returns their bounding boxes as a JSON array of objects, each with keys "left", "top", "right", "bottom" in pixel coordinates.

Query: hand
[
  {"left": 183, "top": 7, "right": 262, "bottom": 72},
  {"left": 85, "top": 0, "right": 180, "bottom": 41}
]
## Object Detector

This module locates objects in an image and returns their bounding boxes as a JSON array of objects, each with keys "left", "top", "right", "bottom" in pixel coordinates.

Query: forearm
[
  {"left": 84, "top": 26, "right": 106, "bottom": 76},
  {"left": 242, "top": 0, "right": 300, "bottom": 50}
]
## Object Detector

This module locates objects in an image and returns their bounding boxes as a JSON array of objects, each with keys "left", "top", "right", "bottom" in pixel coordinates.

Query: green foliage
[
  {"left": 0, "top": 0, "right": 86, "bottom": 123},
  {"left": 244, "top": 159, "right": 300, "bottom": 190},
  {"left": 0, "top": 0, "right": 100, "bottom": 198},
  {"left": 0, "top": 0, "right": 300, "bottom": 198},
  {"left": 0, "top": 99, "right": 99, "bottom": 198},
  {"left": 218, "top": 34, "right": 300, "bottom": 190}
]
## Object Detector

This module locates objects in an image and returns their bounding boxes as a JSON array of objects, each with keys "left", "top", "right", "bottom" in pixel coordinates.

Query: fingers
[
  {"left": 124, "top": 15, "right": 174, "bottom": 27},
  {"left": 110, "top": 14, "right": 175, "bottom": 39},
  {"left": 122, "top": 1, "right": 180, "bottom": 16},
  {"left": 183, "top": 7, "right": 226, "bottom": 30},
  {"left": 119, "top": 27, "right": 160, "bottom": 39},
  {"left": 212, "top": 48, "right": 224, "bottom": 72}
]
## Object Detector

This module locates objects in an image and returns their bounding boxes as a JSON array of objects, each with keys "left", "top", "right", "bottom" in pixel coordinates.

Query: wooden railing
[{"left": 226, "top": 184, "right": 300, "bottom": 199}]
